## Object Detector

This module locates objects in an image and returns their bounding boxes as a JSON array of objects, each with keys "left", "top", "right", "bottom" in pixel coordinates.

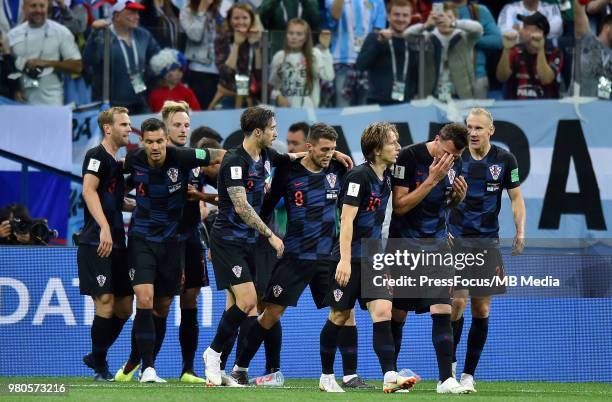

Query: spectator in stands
[
  {"left": 324, "top": 0, "right": 387, "bottom": 107},
  {"left": 269, "top": 18, "right": 333, "bottom": 107},
  {"left": 48, "top": 0, "right": 87, "bottom": 36},
  {"left": 210, "top": 3, "right": 262, "bottom": 109},
  {"left": 83, "top": 0, "right": 160, "bottom": 114},
  {"left": 7, "top": 0, "right": 82, "bottom": 105},
  {"left": 259, "top": 0, "right": 320, "bottom": 53},
  {"left": 1, "top": 0, "right": 23, "bottom": 39},
  {"left": 148, "top": 48, "right": 201, "bottom": 112},
  {"left": 453, "top": 0, "right": 502, "bottom": 99},
  {"left": 180, "top": 0, "right": 223, "bottom": 110},
  {"left": 141, "top": 0, "right": 182, "bottom": 49},
  {"left": 356, "top": 0, "right": 423, "bottom": 104},
  {"left": 574, "top": 0, "right": 612, "bottom": 99},
  {"left": 286, "top": 121, "right": 309, "bottom": 152},
  {"left": 496, "top": 11, "right": 563, "bottom": 99},
  {"left": 498, "top": 0, "right": 563, "bottom": 42},
  {"left": 404, "top": 1, "right": 483, "bottom": 101},
  {"left": 220, "top": 0, "right": 263, "bottom": 17}
]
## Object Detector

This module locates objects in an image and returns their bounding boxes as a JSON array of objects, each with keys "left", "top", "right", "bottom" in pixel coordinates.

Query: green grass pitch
[{"left": 1, "top": 378, "right": 611, "bottom": 401}]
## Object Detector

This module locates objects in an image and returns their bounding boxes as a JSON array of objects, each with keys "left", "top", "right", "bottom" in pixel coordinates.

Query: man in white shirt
[
  {"left": 498, "top": 0, "right": 563, "bottom": 41},
  {"left": 7, "top": 0, "right": 81, "bottom": 105}
]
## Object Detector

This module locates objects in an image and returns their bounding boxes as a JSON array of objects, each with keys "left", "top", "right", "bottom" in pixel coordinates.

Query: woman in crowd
[
  {"left": 269, "top": 18, "right": 334, "bottom": 108},
  {"left": 210, "top": 3, "right": 262, "bottom": 109}
]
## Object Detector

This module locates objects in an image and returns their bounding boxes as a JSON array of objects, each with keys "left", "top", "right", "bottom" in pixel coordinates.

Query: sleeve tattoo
[{"left": 227, "top": 186, "right": 272, "bottom": 238}]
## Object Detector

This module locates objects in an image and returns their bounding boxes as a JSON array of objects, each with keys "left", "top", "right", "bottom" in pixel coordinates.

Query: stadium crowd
[{"left": 0, "top": 0, "right": 610, "bottom": 110}]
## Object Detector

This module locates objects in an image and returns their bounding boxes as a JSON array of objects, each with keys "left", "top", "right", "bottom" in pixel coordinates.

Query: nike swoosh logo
[{"left": 293, "top": 182, "right": 304, "bottom": 187}]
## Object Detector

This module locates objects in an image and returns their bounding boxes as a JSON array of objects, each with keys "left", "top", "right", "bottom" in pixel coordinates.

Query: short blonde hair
[
  {"left": 361, "top": 122, "right": 399, "bottom": 163},
  {"left": 97, "top": 106, "right": 129, "bottom": 131},
  {"left": 161, "top": 100, "right": 189, "bottom": 123},
  {"left": 467, "top": 107, "right": 494, "bottom": 126}
]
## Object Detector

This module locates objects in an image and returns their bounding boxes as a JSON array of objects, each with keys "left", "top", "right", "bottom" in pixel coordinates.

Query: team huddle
[{"left": 77, "top": 103, "right": 525, "bottom": 394}]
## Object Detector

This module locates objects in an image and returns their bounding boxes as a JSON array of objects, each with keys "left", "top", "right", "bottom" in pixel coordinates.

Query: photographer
[
  {"left": 6, "top": 0, "right": 82, "bottom": 105},
  {"left": 0, "top": 203, "right": 55, "bottom": 245}
]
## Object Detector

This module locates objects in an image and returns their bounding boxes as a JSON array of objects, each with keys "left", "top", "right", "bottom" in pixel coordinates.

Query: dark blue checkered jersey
[
  {"left": 389, "top": 142, "right": 462, "bottom": 239},
  {"left": 79, "top": 145, "right": 126, "bottom": 248},
  {"left": 212, "top": 145, "right": 290, "bottom": 244},
  {"left": 125, "top": 146, "right": 211, "bottom": 243},
  {"left": 179, "top": 164, "right": 209, "bottom": 242},
  {"left": 332, "top": 163, "right": 392, "bottom": 262},
  {"left": 261, "top": 159, "right": 347, "bottom": 260},
  {"left": 448, "top": 145, "right": 520, "bottom": 238}
]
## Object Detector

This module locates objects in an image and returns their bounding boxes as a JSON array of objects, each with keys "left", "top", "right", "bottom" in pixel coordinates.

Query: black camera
[
  {"left": 23, "top": 65, "right": 43, "bottom": 79},
  {"left": 10, "top": 217, "right": 58, "bottom": 245}
]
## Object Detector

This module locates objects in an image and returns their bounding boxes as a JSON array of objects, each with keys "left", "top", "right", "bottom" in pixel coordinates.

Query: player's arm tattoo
[{"left": 227, "top": 186, "right": 272, "bottom": 238}]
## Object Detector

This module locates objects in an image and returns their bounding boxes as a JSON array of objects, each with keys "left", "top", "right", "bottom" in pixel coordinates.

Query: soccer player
[
  {"left": 121, "top": 118, "right": 223, "bottom": 383},
  {"left": 389, "top": 123, "right": 470, "bottom": 394},
  {"left": 318, "top": 122, "right": 419, "bottom": 393},
  {"left": 448, "top": 108, "right": 525, "bottom": 392},
  {"left": 276, "top": 122, "right": 372, "bottom": 389},
  {"left": 79, "top": 107, "right": 134, "bottom": 381},
  {"left": 201, "top": 107, "right": 291, "bottom": 386},
  {"left": 115, "top": 101, "right": 220, "bottom": 383},
  {"left": 229, "top": 123, "right": 352, "bottom": 382}
]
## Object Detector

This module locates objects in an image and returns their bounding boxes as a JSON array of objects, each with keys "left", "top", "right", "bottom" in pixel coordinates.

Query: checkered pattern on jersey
[
  {"left": 126, "top": 147, "right": 209, "bottom": 243},
  {"left": 213, "top": 146, "right": 273, "bottom": 244},
  {"left": 79, "top": 145, "right": 126, "bottom": 248},
  {"left": 448, "top": 145, "right": 520, "bottom": 238},
  {"left": 280, "top": 160, "right": 346, "bottom": 260},
  {"left": 389, "top": 142, "right": 461, "bottom": 239},
  {"left": 332, "top": 163, "right": 392, "bottom": 261}
]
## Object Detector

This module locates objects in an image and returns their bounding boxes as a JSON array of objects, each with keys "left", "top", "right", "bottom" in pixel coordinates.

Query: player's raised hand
[
  {"left": 428, "top": 153, "right": 454, "bottom": 184},
  {"left": 512, "top": 233, "right": 525, "bottom": 256},
  {"left": 335, "top": 259, "right": 351, "bottom": 287},
  {"left": 269, "top": 233, "right": 284, "bottom": 258},
  {"left": 97, "top": 225, "right": 113, "bottom": 258}
]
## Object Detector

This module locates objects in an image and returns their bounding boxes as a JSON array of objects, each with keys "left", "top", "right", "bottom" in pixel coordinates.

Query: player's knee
[
  {"left": 430, "top": 303, "right": 451, "bottom": 315},
  {"left": 345, "top": 309, "right": 356, "bottom": 326},
  {"left": 370, "top": 305, "right": 392, "bottom": 322},
  {"left": 391, "top": 307, "right": 408, "bottom": 323},
  {"left": 328, "top": 309, "right": 350, "bottom": 326},
  {"left": 94, "top": 294, "right": 114, "bottom": 317},
  {"left": 236, "top": 296, "right": 257, "bottom": 314},
  {"left": 452, "top": 297, "right": 468, "bottom": 319},
  {"left": 153, "top": 297, "right": 173, "bottom": 317},
  {"left": 180, "top": 288, "right": 199, "bottom": 309},
  {"left": 135, "top": 290, "right": 154, "bottom": 308},
  {"left": 113, "top": 295, "right": 133, "bottom": 319},
  {"left": 471, "top": 299, "right": 490, "bottom": 318}
]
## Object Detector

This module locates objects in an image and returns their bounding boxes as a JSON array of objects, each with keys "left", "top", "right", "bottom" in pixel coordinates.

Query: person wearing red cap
[
  {"left": 83, "top": 0, "right": 160, "bottom": 113},
  {"left": 496, "top": 11, "right": 564, "bottom": 99}
]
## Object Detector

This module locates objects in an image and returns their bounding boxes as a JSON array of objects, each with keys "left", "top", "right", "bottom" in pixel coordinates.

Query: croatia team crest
[
  {"left": 326, "top": 173, "right": 337, "bottom": 188},
  {"left": 489, "top": 164, "right": 502, "bottom": 180},
  {"left": 272, "top": 285, "right": 283, "bottom": 297},
  {"left": 192, "top": 167, "right": 200, "bottom": 177},
  {"left": 232, "top": 265, "right": 242, "bottom": 278},
  {"left": 129, "top": 268, "right": 135, "bottom": 281},
  {"left": 447, "top": 168, "right": 456, "bottom": 184},
  {"left": 333, "top": 289, "right": 343, "bottom": 302},
  {"left": 167, "top": 167, "right": 179, "bottom": 183},
  {"left": 96, "top": 275, "right": 106, "bottom": 287}
]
